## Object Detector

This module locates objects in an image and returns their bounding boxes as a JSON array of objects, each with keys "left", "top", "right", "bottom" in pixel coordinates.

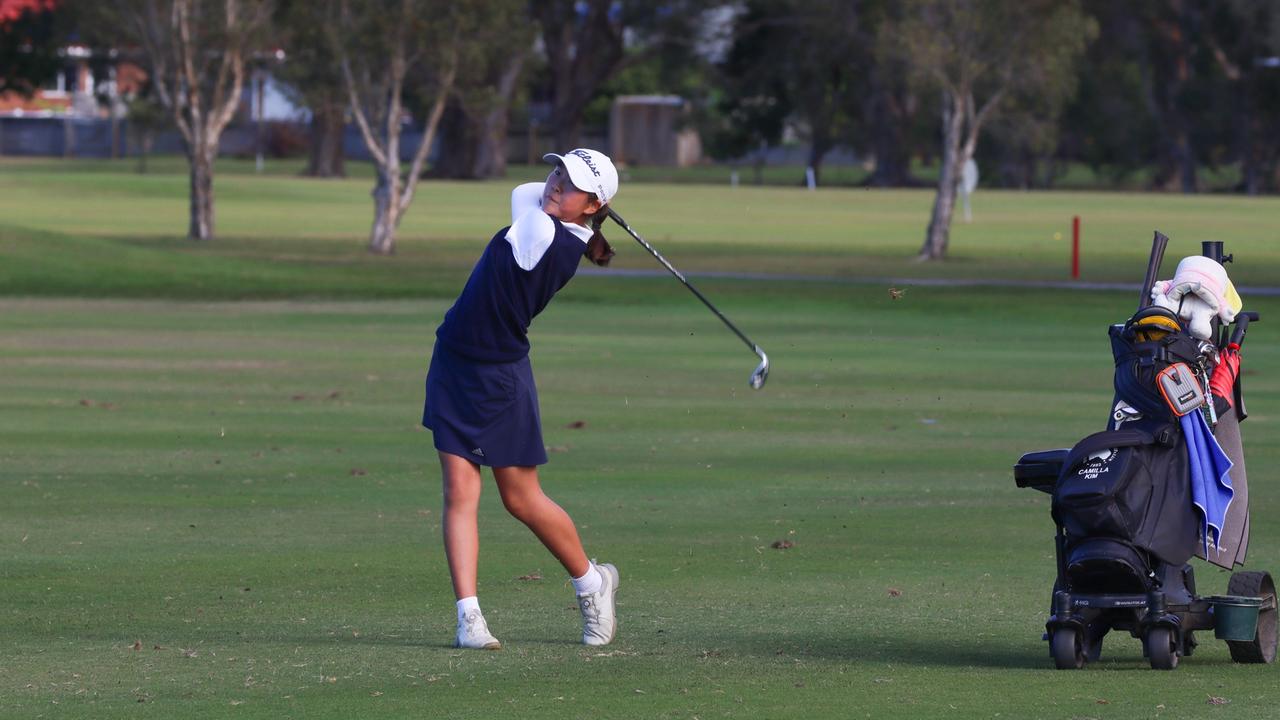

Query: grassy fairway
[
  {"left": 3, "top": 157, "right": 1280, "bottom": 295},
  {"left": 4, "top": 288, "right": 1280, "bottom": 719},
  {"left": 1, "top": 159, "right": 1279, "bottom": 718}
]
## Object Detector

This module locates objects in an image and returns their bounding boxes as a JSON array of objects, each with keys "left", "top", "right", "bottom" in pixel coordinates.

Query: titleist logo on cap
[{"left": 569, "top": 149, "right": 602, "bottom": 177}]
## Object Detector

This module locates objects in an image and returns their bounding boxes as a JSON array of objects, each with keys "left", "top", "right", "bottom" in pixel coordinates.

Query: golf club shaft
[{"left": 606, "top": 208, "right": 761, "bottom": 355}]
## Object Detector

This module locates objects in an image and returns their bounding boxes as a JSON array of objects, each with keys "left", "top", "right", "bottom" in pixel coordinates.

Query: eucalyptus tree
[
  {"left": 326, "top": 0, "right": 459, "bottom": 255},
  {"left": 109, "top": 0, "right": 273, "bottom": 241},
  {"left": 892, "top": 0, "right": 1095, "bottom": 260}
]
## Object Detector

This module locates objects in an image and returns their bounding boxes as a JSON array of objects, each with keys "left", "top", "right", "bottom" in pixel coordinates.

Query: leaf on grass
[
  {"left": 327, "top": 391, "right": 342, "bottom": 399},
  {"left": 131, "top": 640, "right": 142, "bottom": 651},
  {"left": 1208, "top": 696, "right": 1230, "bottom": 706},
  {"left": 771, "top": 540, "right": 794, "bottom": 549},
  {"left": 887, "top": 588, "right": 903, "bottom": 598},
  {"left": 517, "top": 573, "right": 543, "bottom": 581},
  {"left": 350, "top": 468, "right": 367, "bottom": 476},
  {"left": 1096, "top": 699, "right": 1110, "bottom": 704},
  {"left": 567, "top": 421, "right": 587, "bottom": 429}
]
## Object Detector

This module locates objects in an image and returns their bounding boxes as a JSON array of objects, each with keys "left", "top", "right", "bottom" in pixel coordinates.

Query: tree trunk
[
  {"left": 918, "top": 94, "right": 964, "bottom": 261},
  {"left": 474, "top": 106, "right": 509, "bottom": 178},
  {"left": 431, "top": 100, "right": 481, "bottom": 179},
  {"left": 368, "top": 167, "right": 400, "bottom": 255},
  {"left": 553, "top": 110, "right": 584, "bottom": 152},
  {"left": 433, "top": 70, "right": 518, "bottom": 179},
  {"left": 306, "top": 99, "right": 347, "bottom": 178},
  {"left": 188, "top": 144, "right": 215, "bottom": 241},
  {"left": 475, "top": 52, "right": 525, "bottom": 177},
  {"left": 473, "top": 92, "right": 519, "bottom": 176},
  {"left": 136, "top": 131, "right": 154, "bottom": 174},
  {"left": 1174, "top": 124, "right": 1197, "bottom": 193},
  {"left": 805, "top": 123, "right": 831, "bottom": 186},
  {"left": 865, "top": 74, "right": 915, "bottom": 187}
]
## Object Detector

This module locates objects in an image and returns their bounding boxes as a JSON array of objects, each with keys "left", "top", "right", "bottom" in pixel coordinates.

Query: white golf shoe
[
  {"left": 455, "top": 609, "right": 502, "bottom": 650},
  {"left": 578, "top": 562, "right": 619, "bottom": 646}
]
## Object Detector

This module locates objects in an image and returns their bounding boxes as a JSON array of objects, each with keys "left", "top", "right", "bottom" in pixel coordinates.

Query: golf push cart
[{"left": 1014, "top": 235, "right": 1276, "bottom": 670}]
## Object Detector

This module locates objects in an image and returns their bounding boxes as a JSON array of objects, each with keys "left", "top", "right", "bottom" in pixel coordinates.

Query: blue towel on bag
[{"left": 1180, "top": 410, "right": 1234, "bottom": 553}]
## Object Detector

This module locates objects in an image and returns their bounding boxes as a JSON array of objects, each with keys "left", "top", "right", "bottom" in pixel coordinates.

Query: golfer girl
[{"left": 423, "top": 149, "right": 620, "bottom": 649}]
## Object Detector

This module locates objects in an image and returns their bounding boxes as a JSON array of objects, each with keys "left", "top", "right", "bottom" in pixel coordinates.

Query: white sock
[
  {"left": 572, "top": 564, "right": 602, "bottom": 596},
  {"left": 457, "top": 596, "right": 480, "bottom": 623}
]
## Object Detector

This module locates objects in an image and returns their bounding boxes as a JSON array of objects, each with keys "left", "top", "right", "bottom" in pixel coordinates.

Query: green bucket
[{"left": 1208, "top": 595, "right": 1264, "bottom": 641}]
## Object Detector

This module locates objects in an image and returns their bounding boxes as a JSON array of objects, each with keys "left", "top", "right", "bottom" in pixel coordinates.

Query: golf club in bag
[{"left": 606, "top": 208, "right": 769, "bottom": 390}]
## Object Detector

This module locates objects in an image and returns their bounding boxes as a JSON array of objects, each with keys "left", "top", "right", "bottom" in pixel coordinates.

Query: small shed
[{"left": 609, "top": 95, "right": 702, "bottom": 167}]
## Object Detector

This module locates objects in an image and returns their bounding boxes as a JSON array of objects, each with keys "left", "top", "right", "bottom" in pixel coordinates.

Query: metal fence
[{"left": 0, "top": 116, "right": 619, "bottom": 166}]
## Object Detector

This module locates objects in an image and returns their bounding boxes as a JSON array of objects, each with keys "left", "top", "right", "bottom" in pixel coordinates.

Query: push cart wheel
[
  {"left": 1050, "top": 628, "right": 1085, "bottom": 669},
  {"left": 1145, "top": 626, "right": 1178, "bottom": 670},
  {"left": 1226, "top": 570, "right": 1277, "bottom": 664}
]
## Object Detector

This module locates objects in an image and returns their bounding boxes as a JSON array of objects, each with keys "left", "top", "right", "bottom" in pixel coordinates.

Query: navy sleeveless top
[{"left": 436, "top": 217, "right": 586, "bottom": 362}]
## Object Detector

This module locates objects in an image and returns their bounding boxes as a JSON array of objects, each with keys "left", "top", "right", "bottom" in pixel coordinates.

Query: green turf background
[{"left": 1, "top": 158, "right": 1278, "bottom": 718}]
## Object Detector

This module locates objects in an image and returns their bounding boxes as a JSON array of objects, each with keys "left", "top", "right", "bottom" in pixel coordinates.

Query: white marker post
[{"left": 960, "top": 158, "right": 978, "bottom": 223}]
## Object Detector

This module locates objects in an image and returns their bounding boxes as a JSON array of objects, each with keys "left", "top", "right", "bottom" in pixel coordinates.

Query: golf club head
[{"left": 749, "top": 348, "right": 769, "bottom": 390}]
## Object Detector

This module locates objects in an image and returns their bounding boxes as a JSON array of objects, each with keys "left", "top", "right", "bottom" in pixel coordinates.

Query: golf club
[
  {"left": 606, "top": 207, "right": 769, "bottom": 390},
  {"left": 1137, "top": 230, "right": 1169, "bottom": 311}
]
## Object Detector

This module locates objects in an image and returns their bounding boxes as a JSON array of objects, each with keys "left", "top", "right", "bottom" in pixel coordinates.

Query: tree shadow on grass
[{"left": 738, "top": 629, "right": 1050, "bottom": 670}]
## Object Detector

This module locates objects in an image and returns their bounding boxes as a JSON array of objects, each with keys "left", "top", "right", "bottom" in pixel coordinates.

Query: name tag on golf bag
[
  {"left": 1052, "top": 425, "right": 1198, "bottom": 566},
  {"left": 1156, "top": 362, "right": 1205, "bottom": 416}
]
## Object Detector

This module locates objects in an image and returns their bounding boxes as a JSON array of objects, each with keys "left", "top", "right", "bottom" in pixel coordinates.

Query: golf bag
[
  {"left": 1051, "top": 308, "right": 1212, "bottom": 592},
  {"left": 1110, "top": 308, "right": 1215, "bottom": 424},
  {"left": 1052, "top": 422, "right": 1198, "bottom": 589},
  {"left": 1016, "top": 238, "right": 1276, "bottom": 670}
]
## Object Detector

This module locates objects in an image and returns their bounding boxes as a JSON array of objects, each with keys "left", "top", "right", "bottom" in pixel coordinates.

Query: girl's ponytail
[{"left": 586, "top": 205, "right": 615, "bottom": 267}]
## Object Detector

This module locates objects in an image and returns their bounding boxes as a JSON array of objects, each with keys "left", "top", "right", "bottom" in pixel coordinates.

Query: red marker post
[{"left": 1071, "top": 215, "right": 1081, "bottom": 280}]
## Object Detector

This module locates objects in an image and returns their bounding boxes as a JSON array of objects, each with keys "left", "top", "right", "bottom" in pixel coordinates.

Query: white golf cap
[{"left": 543, "top": 148, "right": 618, "bottom": 204}]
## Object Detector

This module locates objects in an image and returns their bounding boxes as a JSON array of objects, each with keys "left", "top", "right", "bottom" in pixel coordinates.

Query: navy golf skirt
[{"left": 422, "top": 343, "right": 548, "bottom": 467}]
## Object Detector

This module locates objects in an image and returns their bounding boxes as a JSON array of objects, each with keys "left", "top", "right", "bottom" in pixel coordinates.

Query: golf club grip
[
  {"left": 606, "top": 208, "right": 759, "bottom": 353},
  {"left": 1138, "top": 230, "right": 1169, "bottom": 311},
  {"left": 1229, "top": 311, "right": 1259, "bottom": 348}
]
